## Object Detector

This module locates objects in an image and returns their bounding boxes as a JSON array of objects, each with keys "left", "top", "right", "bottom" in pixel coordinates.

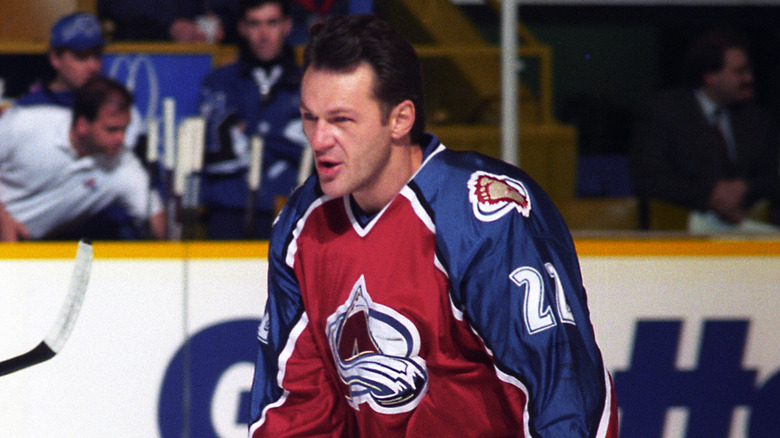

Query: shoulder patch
[{"left": 467, "top": 171, "right": 531, "bottom": 221}]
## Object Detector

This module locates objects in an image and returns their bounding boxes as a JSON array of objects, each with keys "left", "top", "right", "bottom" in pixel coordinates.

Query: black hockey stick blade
[
  {"left": 0, "top": 239, "right": 93, "bottom": 377},
  {"left": 0, "top": 342, "right": 56, "bottom": 377}
]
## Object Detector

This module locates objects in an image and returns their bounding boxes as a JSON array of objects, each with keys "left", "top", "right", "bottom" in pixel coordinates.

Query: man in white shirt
[{"left": 0, "top": 76, "right": 165, "bottom": 241}]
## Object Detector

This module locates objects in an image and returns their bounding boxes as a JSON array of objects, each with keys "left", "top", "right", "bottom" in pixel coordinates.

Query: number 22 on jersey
[{"left": 509, "top": 263, "right": 576, "bottom": 335}]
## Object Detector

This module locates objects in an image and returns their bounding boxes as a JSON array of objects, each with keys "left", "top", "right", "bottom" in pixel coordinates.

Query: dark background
[{"left": 516, "top": 5, "right": 780, "bottom": 157}]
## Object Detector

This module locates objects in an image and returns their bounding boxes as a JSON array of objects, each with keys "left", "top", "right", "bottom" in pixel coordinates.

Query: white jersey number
[{"left": 509, "top": 263, "right": 576, "bottom": 335}]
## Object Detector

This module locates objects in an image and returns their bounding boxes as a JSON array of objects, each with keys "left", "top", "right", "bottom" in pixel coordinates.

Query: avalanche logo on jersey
[
  {"left": 467, "top": 171, "right": 531, "bottom": 221},
  {"left": 325, "top": 275, "right": 428, "bottom": 414}
]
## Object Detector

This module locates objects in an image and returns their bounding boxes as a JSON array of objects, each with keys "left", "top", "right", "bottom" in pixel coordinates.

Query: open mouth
[
  {"left": 316, "top": 159, "right": 342, "bottom": 180},
  {"left": 317, "top": 158, "right": 340, "bottom": 170}
]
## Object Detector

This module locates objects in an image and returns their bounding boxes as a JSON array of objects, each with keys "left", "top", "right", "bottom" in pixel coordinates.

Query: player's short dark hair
[
  {"left": 303, "top": 14, "right": 426, "bottom": 145},
  {"left": 240, "top": 0, "right": 291, "bottom": 18},
  {"left": 72, "top": 76, "right": 133, "bottom": 124},
  {"left": 682, "top": 28, "right": 750, "bottom": 89}
]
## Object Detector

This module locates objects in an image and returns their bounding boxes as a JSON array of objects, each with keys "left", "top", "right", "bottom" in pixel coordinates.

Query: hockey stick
[
  {"left": 182, "top": 117, "right": 206, "bottom": 240},
  {"left": 145, "top": 117, "right": 160, "bottom": 238},
  {"left": 171, "top": 116, "right": 194, "bottom": 241},
  {"left": 0, "top": 239, "right": 94, "bottom": 377},
  {"left": 162, "top": 97, "right": 179, "bottom": 240},
  {"left": 244, "top": 135, "right": 264, "bottom": 238}
]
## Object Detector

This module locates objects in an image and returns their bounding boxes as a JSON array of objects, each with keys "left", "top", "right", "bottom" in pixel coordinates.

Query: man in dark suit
[{"left": 631, "top": 28, "right": 780, "bottom": 233}]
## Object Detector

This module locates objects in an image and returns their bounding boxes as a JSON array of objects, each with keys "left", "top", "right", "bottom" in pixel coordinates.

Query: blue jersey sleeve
[
  {"left": 249, "top": 179, "right": 355, "bottom": 437},
  {"left": 419, "top": 148, "right": 616, "bottom": 436}
]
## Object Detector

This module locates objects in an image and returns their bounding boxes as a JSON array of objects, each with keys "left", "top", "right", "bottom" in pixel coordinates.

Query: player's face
[
  {"left": 300, "top": 63, "right": 401, "bottom": 212},
  {"left": 49, "top": 48, "right": 103, "bottom": 91},
  {"left": 76, "top": 103, "right": 130, "bottom": 160},
  {"left": 705, "top": 48, "right": 754, "bottom": 104},
  {"left": 239, "top": 4, "right": 291, "bottom": 62}
]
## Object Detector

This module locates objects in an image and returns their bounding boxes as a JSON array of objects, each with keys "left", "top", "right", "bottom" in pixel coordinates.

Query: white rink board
[
  {"left": 0, "top": 240, "right": 778, "bottom": 437},
  {"left": 581, "top": 256, "right": 780, "bottom": 378},
  {"left": 0, "top": 243, "right": 267, "bottom": 438}
]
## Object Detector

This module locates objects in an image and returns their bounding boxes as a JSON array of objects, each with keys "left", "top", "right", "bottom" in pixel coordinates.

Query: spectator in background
[
  {"left": 0, "top": 77, "right": 165, "bottom": 241},
  {"left": 0, "top": 12, "right": 154, "bottom": 240},
  {"left": 6, "top": 12, "right": 145, "bottom": 152},
  {"left": 198, "top": 0, "right": 307, "bottom": 239},
  {"left": 98, "top": 0, "right": 240, "bottom": 44},
  {"left": 30, "top": 13, "right": 102, "bottom": 103},
  {"left": 631, "top": 27, "right": 780, "bottom": 233},
  {"left": 97, "top": 0, "right": 351, "bottom": 46}
]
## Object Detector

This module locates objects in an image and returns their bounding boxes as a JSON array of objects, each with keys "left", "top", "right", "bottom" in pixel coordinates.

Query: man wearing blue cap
[
  {"left": 20, "top": 12, "right": 105, "bottom": 107},
  {"left": 7, "top": 12, "right": 142, "bottom": 144}
]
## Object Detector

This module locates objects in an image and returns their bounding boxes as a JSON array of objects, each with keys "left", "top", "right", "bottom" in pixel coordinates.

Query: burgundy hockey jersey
[{"left": 250, "top": 134, "right": 618, "bottom": 437}]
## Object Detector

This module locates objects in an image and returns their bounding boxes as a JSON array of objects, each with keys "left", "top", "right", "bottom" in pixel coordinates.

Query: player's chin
[{"left": 318, "top": 179, "right": 348, "bottom": 200}]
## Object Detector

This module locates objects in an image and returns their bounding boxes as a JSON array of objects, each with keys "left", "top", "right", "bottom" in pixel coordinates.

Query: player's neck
[{"left": 353, "top": 142, "right": 423, "bottom": 214}]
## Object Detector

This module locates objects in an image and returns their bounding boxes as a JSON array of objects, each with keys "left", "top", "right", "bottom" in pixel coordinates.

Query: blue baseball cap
[{"left": 50, "top": 12, "right": 104, "bottom": 51}]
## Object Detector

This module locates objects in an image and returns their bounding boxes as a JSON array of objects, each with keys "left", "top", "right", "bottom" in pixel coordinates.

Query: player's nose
[{"left": 309, "top": 120, "right": 335, "bottom": 151}]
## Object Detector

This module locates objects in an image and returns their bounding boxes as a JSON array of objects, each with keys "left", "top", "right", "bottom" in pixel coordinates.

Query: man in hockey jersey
[
  {"left": 249, "top": 14, "right": 618, "bottom": 437},
  {"left": 198, "top": 0, "right": 306, "bottom": 239}
]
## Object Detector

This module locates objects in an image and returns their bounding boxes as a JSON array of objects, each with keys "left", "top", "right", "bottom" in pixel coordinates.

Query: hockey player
[{"left": 249, "top": 14, "right": 619, "bottom": 437}]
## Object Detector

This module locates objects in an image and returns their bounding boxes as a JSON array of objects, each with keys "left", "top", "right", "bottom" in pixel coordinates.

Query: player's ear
[{"left": 389, "top": 99, "right": 415, "bottom": 141}]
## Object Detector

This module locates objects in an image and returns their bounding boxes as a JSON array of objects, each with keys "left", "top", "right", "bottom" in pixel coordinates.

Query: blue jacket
[
  {"left": 199, "top": 47, "right": 305, "bottom": 212},
  {"left": 15, "top": 86, "right": 74, "bottom": 108}
]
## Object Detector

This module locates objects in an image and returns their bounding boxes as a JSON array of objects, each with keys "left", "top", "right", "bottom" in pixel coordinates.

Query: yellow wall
[
  {"left": 0, "top": 238, "right": 777, "bottom": 260},
  {"left": 0, "top": 0, "right": 94, "bottom": 42}
]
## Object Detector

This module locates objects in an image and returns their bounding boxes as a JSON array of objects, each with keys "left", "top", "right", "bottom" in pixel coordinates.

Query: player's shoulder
[
  {"left": 431, "top": 146, "right": 527, "bottom": 183},
  {"left": 417, "top": 139, "right": 544, "bottom": 214},
  {"left": 415, "top": 135, "right": 571, "bottom": 242},
  {"left": 268, "top": 176, "right": 324, "bottom": 250}
]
